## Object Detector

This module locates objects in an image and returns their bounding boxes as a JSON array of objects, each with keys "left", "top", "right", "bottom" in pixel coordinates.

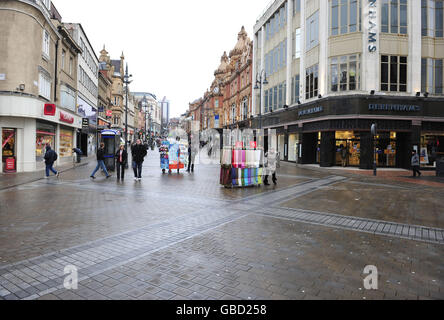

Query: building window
[
  {"left": 231, "top": 104, "right": 235, "bottom": 124},
  {"left": 268, "top": 88, "right": 273, "bottom": 112},
  {"left": 330, "top": 54, "right": 360, "bottom": 92},
  {"left": 381, "top": 55, "right": 407, "bottom": 92},
  {"left": 422, "top": 58, "right": 444, "bottom": 94},
  {"left": 293, "top": 0, "right": 301, "bottom": 16},
  {"left": 242, "top": 97, "right": 248, "bottom": 120},
  {"left": 61, "top": 50, "right": 66, "bottom": 70},
  {"left": 294, "top": 28, "right": 301, "bottom": 59},
  {"left": 306, "top": 65, "right": 319, "bottom": 99},
  {"left": 39, "top": 72, "right": 51, "bottom": 100},
  {"left": 69, "top": 57, "right": 73, "bottom": 75},
  {"left": 273, "top": 86, "right": 278, "bottom": 110},
  {"left": 42, "top": 30, "right": 50, "bottom": 58},
  {"left": 306, "top": 11, "right": 319, "bottom": 51},
  {"left": 291, "top": 75, "right": 300, "bottom": 104},
  {"left": 330, "top": 0, "right": 361, "bottom": 36},
  {"left": 381, "top": 0, "right": 408, "bottom": 34},
  {"left": 265, "top": 90, "right": 269, "bottom": 112},
  {"left": 422, "top": 0, "right": 444, "bottom": 37},
  {"left": 278, "top": 83, "right": 283, "bottom": 109}
]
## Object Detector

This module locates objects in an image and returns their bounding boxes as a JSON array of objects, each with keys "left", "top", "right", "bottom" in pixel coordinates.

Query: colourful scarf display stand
[{"left": 220, "top": 147, "right": 264, "bottom": 188}]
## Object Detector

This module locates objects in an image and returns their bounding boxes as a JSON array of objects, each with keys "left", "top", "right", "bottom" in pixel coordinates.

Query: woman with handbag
[{"left": 115, "top": 144, "right": 128, "bottom": 181}]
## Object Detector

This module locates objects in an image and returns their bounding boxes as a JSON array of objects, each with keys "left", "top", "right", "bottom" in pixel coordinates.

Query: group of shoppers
[{"left": 90, "top": 139, "right": 147, "bottom": 181}]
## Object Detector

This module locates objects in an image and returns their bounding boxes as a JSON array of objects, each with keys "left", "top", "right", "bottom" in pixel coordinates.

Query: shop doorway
[
  {"left": 375, "top": 132, "right": 397, "bottom": 168},
  {"left": 335, "top": 131, "right": 361, "bottom": 167},
  {"left": 336, "top": 140, "right": 361, "bottom": 167},
  {"left": 2, "top": 128, "right": 17, "bottom": 173}
]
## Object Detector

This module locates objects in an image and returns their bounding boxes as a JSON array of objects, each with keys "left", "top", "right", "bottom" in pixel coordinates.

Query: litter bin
[{"left": 437, "top": 158, "right": 444, "bottom": 177}]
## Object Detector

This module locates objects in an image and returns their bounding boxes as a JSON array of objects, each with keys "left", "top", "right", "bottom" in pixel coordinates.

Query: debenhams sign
[
  {"left": 368, "top": 0, "right": 377, "bottom": 53},
  {"left": 369, "top": 104, "right": 422, "bottom": 112}
]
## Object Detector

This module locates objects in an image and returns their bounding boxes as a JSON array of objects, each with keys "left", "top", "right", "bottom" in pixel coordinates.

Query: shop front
[
  {"left": 2, "top": 128, "right": 17, "bottom": 173},
  {"left": 258, "top": 95, "right": 444, "bottom": 170}
]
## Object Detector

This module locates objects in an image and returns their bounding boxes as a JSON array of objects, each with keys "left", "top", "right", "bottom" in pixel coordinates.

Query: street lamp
[
  {"left": 254, "top": 69, "right": 268, "bottom": 130},
  {"left": 123, "top": 64, "right": 133, "bottom": 152}
]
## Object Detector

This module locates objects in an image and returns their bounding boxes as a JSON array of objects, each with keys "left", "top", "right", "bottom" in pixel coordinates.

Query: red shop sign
[
  {"left": 106, "top": 110, "right": 112, "bottom": 117},
  {"left": 60, "top": 111, "right": 74, "bottom": 124},
  {"left": 44, "top": 104, "right": 56, "bottom": 116}
]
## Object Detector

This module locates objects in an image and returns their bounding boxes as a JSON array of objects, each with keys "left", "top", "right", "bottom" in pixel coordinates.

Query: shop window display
[
  {"left": 2, "top": 129, "right": 16, "bottom": 172},
  {"left": 421, "top": 134, "right": 444, "bottom": 167},
  {"left": 59, "top": 129, "right": 73, "bottom": 158},
  {"left": 36, "top": 129, "right": 56, "bottom": 162}
]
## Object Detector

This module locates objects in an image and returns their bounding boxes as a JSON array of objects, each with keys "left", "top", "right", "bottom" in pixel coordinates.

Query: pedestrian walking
[
  {"left": 263, "top": 151, "right": 278, "bottom": 186},
  {"left": 411, "top": 150, "right": 422, "bottom": 177},
  {"left": 187, "top": 139, "right": 196, "bottom": 173},
  {"left": 340, "top": 144, "right": 348, "bottom": 167},
  {"left": 115, "top": 144, "right": 128, "bottom": 181},
  {"left": 132, "top": 139, "right": 147, "bottom": 181},
  {"left": 43, "top": 144, "right": 60, "bottom": 179},
  {"left": 90, "top": 143, "right": 111, "bottom": 180}
]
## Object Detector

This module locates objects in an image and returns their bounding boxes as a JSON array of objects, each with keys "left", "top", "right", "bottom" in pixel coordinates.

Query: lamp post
[
  {"left": 254, "top": 69, "right": 268, "bottom": 130},
  {"left": 123, "top": 64, "right": 132, "bottom": 152}
]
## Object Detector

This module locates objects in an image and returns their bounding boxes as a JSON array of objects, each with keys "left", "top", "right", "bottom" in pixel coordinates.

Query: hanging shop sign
[
  {"left": 60, "top": 111, "right": 74, "bottom": 124},
  {"left": 82, "top": 118, "right": 90, "bottom": 128}
]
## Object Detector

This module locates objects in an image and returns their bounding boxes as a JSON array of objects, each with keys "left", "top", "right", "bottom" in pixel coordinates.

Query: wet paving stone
[{"left": 1, "top": 153, "right": 443, "bottom": 300}]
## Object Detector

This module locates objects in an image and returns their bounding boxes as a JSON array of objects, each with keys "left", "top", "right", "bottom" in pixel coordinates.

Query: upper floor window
[
  {"left": 422, "top": 0, "right": 444, "bottom": 37},
  {"left": 422, "top": 58, "right": 443, "bottom": 94},
  {"left": 330, "top": 54, "right": 361, "bottom": 92},
  {"left": 42, "top": 30, "right": 50, "bottom": 58},
  {"left": 294, "top": 28, "right": 301, "bottom": 59},
  {"left": 381, "top": 55, "right": 407, "bottom": 92},
  {"left": 381, "top": 0, "right": 408, "bottom": 34},
  {"left": 306, "top": 64, "right": 319, "bottom": 99},
  {"left": 330, "top": 0, "right": 361, "bottom": 36},
  {"left": 61, "top": 50, "right": 66, "bottom": 70},
  {"left": 291, "top": 75, "right": 300, "bottom": 104},
  {"left": 306, "top": 11, "right": 319, "bottom": 51},
  {"left": 69, "top": 57, "right": 73, "bottom": 75},
  {"left": 293, "top": 0, "right": 301, "bottom": 16},
  {"left": 39, "top": 72, "right": 51, "bottom": 100}
]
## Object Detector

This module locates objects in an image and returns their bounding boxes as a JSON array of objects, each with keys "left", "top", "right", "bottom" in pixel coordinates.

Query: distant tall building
[{"left": 160, "top": 97, "right": 170, "bottom": 136}]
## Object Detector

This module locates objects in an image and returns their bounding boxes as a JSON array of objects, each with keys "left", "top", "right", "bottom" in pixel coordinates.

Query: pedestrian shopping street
[{"left": 0, "top": 150, "right": 443, "bottom": 300}]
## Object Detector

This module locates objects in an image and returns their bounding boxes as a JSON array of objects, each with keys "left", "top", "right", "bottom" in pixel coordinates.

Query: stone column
[
  {"left": 299, "top": 0, "right": 306, "bottom": 103},
  {"left": 408, "top": 0, "right": 422, "bottom": 94},
  {"left": 286, "top": 0, "right": 293, "bottom": 106},
  {"left": 319, "top": 0, "right": 329, "bottom": 97},
  {"left": 362, "top": 0, "right": 380, "bottom": 93}
]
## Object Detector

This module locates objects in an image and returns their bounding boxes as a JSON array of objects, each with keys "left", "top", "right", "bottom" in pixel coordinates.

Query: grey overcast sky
[{"left": 52, "top": 0, "right": 272, "bottom": 118}]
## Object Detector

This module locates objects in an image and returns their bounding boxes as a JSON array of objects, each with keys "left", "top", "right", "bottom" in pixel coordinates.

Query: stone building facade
[{"left": 0, "top": 0, "right": 82, "bottom": 173}]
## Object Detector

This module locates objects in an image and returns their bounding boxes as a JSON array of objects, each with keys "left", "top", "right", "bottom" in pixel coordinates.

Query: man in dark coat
[
  {"left": 90, "top": 143, "right": 111, "bottom": 179},
  {"left": 44, "top": 144, "right": 59, "bottom": 178},
  {"left": 115, "top": 144, "right": 128, "bottom": 181},
  {"left": 132, "top": 139, "right": 147, "bottom": 181}
]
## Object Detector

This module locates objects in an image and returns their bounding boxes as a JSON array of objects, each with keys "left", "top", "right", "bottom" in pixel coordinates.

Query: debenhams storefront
[{"left": 257, "top": 95, "right": 444, "bottom": 170}]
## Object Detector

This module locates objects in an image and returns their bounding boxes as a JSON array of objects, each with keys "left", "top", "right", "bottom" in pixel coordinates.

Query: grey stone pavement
[{"left": 0, "top": 149, "right": 443, "bottom": 300}]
